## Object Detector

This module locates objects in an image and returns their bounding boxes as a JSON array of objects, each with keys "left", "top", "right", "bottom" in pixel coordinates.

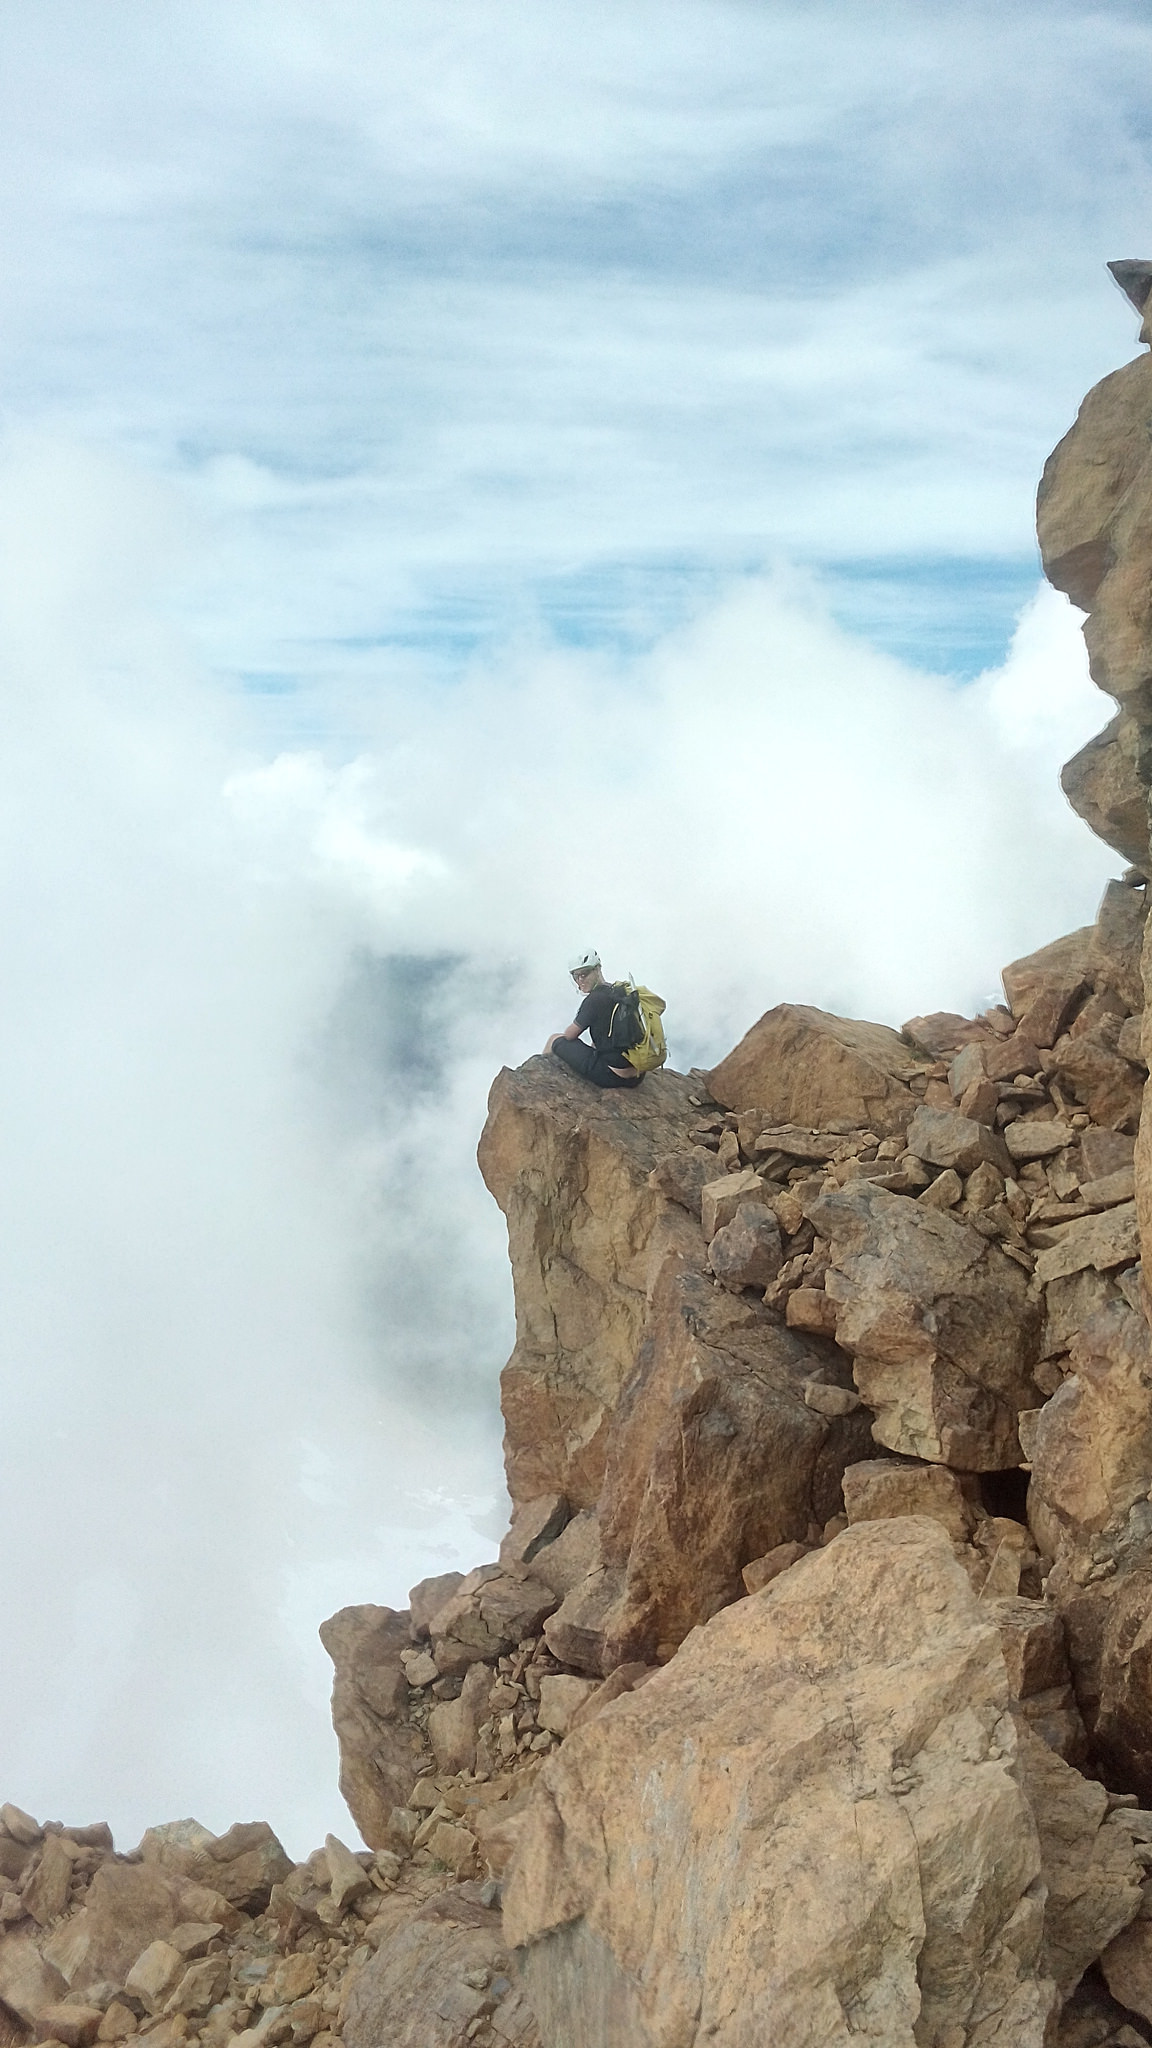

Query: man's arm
[{"left": 544, "top": 1019, "right": 584, "bottom": 1053}]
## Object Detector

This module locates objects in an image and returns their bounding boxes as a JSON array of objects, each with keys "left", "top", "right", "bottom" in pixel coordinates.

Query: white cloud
[{"left": 0, "top": 2, "right": 1142, "bottom": 1856}]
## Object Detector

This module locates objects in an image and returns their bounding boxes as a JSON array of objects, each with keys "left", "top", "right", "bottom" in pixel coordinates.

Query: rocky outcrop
[
  {"left": 318, "top": 1608, "right": 426, "bottom": 1852},
  {"left": 476, "top": 1060, "right": 701, "bottom": 1507},
  {"left": 1038, "top": 343, "right": 1152, "bottom": 721},
  {"left": 505, "top": 1520, "right": 1061, "bottom": 2046}
]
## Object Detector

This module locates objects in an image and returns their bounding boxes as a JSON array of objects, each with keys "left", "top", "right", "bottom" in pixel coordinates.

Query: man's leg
[
  {"left": 551, "top": 1037, "right": 599, "bottom": 1079},
  {"left": 552, "top": 1039, "right": 640, "bottom": 1089}
]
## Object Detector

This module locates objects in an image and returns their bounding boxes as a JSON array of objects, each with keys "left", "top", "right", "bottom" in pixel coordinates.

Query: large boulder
[
  {"left": 1013, "top": 1726, "right": 1142, "bottom": 1996},
  {"left": 1059, "top": 1539, "right": 1152, "bottom": 1807},
  {"left": 1027, "top": 1301, "right": 1152, "bottom": 1554},
  {"left": 1060, "top": 712, "right": 1151, "bottom": 870},
  {"left": 0, "top": 1933, "right": 65, "bottom": 2024},
  {"left": 593, "top": 1258, "right": 872, "bottom": 1667},
  {"left": 344, "top": 1883, "right": 539, "bottom": 2048},
  {"left": 504, "top": 1520, "right": 1057, "bottom": 2047},
  {"left": 477, "top": 1058, "right": 701, "bottom": 1507},
  {"left": 319, "top": 1604, "right": 428, "bottom": 1851},
  {"left": 1002, "top": 930, "right": 1096, "bottom": 1019},
  {"left": 1037, "top": 350, "right": 1152, "bottom": 612},
  {"left": 38, "top": 1862, "right": 232, "bottom": 1995},
  {"left": 1037, "top": 348, "right": 1152, "bottom": 701},
  {"left": 705, "top": 1003, "right": 927, "bottom": 1138},
  {"left": 807, "top": 1181, "right": 1042, "bottom": 1469}
]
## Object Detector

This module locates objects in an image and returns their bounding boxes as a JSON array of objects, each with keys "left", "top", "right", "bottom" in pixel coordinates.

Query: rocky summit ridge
[{"left": 8, "top": 285, "right": 1152, "bottom": 2048}]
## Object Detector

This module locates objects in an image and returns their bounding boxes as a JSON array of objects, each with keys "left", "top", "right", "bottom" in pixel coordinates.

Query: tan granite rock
[
  {"left": 841, "top": 1457, "right": 976, "bottom": 1544},
  {"left": 593, "top": 1258, "right": 870, "bottom": 1666},
  {"left": 505, "top": 1520, "right": 1056, "bottom": 2047},
  {"left": 318, "top": 1604, "right": 427, "bottom": 1852},
  {"left": 1032, "top": 1203, "right": 1140, "bottom": 1286},
  {"left": 1028, "top": 1301, "right": 1152, "bottom": 1550},
  {"left": 344, "top": 1883, "right": 539, "bottom": 2048},
  {"left": 1014, "top": 1725, "right": 1142, "bottom": 1996},
  {"left": 477, "top": 1057, "right": 700, "bottom": 1507},
  {"left": 1003, "top": 931, "right": 1097, "bottom": 1018},
  {"left": 808, "top": 1181, "right": 1042, "bottom": 1469},
  {"left": 706, "top": 1003, "right": 926, "bottom": 1138},
  {"left": 0, "top": 1934, "right": 66, "bottom": 2025},
  {"left": 1101, "top": 1913, "right": 1152, "bottom": 2024}
]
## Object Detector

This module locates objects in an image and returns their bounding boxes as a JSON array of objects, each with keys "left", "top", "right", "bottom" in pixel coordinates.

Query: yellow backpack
[{"left": 620, "top": 979, "right": 667, "bottom": 1073}]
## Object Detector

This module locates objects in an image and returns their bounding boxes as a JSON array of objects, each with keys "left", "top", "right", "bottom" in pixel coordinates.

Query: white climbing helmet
[{"left": 568, "top": 949, "right": 601, "bottom": 974}]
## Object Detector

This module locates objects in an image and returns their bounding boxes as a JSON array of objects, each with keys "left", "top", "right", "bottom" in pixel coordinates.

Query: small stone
[
  {"left": 324, "top": 1834, "right": 371, "bottom": 1911},
  {"left": 1079, "top": 1167, "right": 1136, "bottom": 1211},
  {"left": 164, "top": 1957, "right": 229, "bottom": 2020},
  {"left": 982, "top": 1035, "right": 1042, "bottom": 1084},
  {"left": 167, "top": 1923, "right": 223, "bottom": 1960},
  {"left": 948, "top": 1042, "right": 987, "bottom": 1098},
  {"left": 1016, "top": 981, "right": 1088, "bottom": 1050},
  {"left": 536, "top": 1675, "right": 598, "bottom": 1737},
  {"left": 918, "top": 1168, "right": 962, "bottom": 1211},
  {"left": 742, "top": 1542, "right": 809, "bottom": 1594},
  {"left": 260, "top": 1955, "right": 320, "bottom": 2008},
  {"left": 425, "top": 1822, "right": 477, "bottom": 1878},
  {"left": 842, "top": 1460, "right": 975, "bottom": 1545},
  {"left": 707, "top": 1203, "right": 783, "bottom": 1290},
  {"left": 905, "top": 1105, "right": 1011, "bottom": 1176},
  {"left": 785, "top": 1286, "right": 839, "bottom": 1336},
  {"left": 408, "top": 1571, "right": 465, "bottom": 1639},
  {"left": 124, "top": 1943, "right": 185, "bottom": 2016},
  {"left": 96, "top": 2008, "right": 136, "bottom": 2043},
  {"left": 1118, "top": 1013, "right": 1146, "bottom": 1064},
  {"left": 958, "top": 1077, "right": 999, "bottom": 1125},
  {"left": 1033, "top": 1201, "right": 1140, "bottom": 1285},
  {"left": 801, "top": 1379, "right": 860, "bottom": 1417},
  {"left": 399, "top": 1647, "right": 438, "bottom": 1687},
  {"left": 964, "top": 1161, "right": 1005, "bottom": 1210},
  {"left": 22, "top": 1836, "right": 74, "bottom": 1926},
  {"left": 1003, "top": 1120, "right": 1077, "bottom": 1163},
  {"left": 35, "top": 2006, "right": 103, "bottom": 2048},
  {"left": 700, "top": 1169, "right": 772, "bottom": 1241},
  {"left": 1080, "top": 1128, "right": 1135, "bottom": 1180}
]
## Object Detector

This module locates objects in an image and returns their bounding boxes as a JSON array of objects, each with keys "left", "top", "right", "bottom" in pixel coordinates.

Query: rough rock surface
[
  {"left": 808, "top": 1180, "right": 1042, "bottom": 1468},
  {"left": 477, "top": 1058, "right": 701, "bottom": 1507},
  {"left": 593, "top": 1257, "right": 870, "bottom": 1667},
  {"left": 505, "top": 1520, "right": 1057, "bottom": 2047},
  {"left": 318, "top": 1607, "right": 426, "bottom": 1852},
  {"left": 706, "top": 1002, "right": 929, "bottom": 1136},
  {"left": 1061, "top": 712, "right": 1151, "bottom": 869}
]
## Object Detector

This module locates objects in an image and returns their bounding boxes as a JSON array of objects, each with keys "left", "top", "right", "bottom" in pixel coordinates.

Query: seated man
[{"left": 546, "top": 951, "right": 643, "bottom": 1089}]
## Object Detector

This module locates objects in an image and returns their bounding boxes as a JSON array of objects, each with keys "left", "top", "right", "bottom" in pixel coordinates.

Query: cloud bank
[{"left": 0, "top": 432, "right": 1120, "bottom": 1850}]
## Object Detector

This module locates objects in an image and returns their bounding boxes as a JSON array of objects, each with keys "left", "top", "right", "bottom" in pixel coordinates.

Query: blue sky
[
  {"left": 3, "top": 0, "right": 1151, "bottom": 694},
  {"left": 0, "top": 0, "right": 1149, "bottom": 1850}
]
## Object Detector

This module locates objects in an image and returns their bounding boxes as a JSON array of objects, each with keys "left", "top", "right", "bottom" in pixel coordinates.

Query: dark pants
[{"left": 552, "top": 1038, "right": 642, "bottom": 1089}]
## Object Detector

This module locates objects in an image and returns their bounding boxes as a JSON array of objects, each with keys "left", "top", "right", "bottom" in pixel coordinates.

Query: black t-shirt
[{"left": 576, "top": 982, "right": 631, "bottom": 1054}]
